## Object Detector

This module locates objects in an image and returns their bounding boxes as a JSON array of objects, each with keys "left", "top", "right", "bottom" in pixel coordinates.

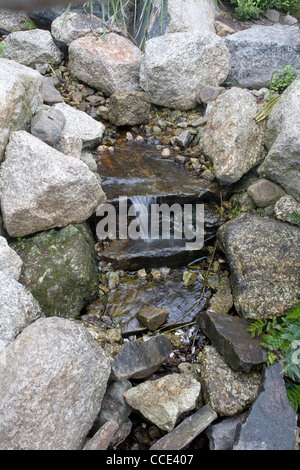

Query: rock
[
  {"left": 0, "top": 236, "right": 22, "bottom": 281},
  {"left": 214, "top": 20, "right": 235, "bottom": 37},
  {"left": 140, "top": 31, "right": 230, "bottom": 110},
  {"left": 182, "top": 271, "right": 198, "bottom": 287},
  {"left": 247, "top": 178, "right": 285, "bottom": 207},
  {"left": 233, "top": 364, "right": 298, "bottom": 450},
  {"left": 111, "top": 335, "right": 173, "bottom": 381},
  {"left": 0, "top": 131, "right": 106, "bottom": 237},
  {"left": 197, "top": 310, "right": 268, "bottom": 373},
  {"left": 83, "top": 420, "right": 119, "bottom": 450},
  {"left": 94, "top": 380, "right": 133, "bottom": 432},
  {"left": 264, "top": 9, "right": 280, "bottom": 22},
  {"left": 41, "top": 76, "right": 63, "bottom": 104},
  {"left": 53, "top": 102, "right": 105, "bottom": 149},
  {"left": 123, "top": 373, "right": 201, "bottom": 432},
  {"left": 69, "top": 33, "right": 142, "bottom": 96},
  {"left": 0, "top": 317, "right": 111, "bottom": 450},
  {"left": 205, "top": 412, "right": 248, "bottom": 450},
  {"left": 199, "top": 345, "right": 261, "bottom": 416},
  {"left": 257, "top": 76, "right": 300, "bottom": 201},
  {"left": 137, "top": 306, "right": 169, "bottom": 331},
  {"left": 31, "top": 105, "right": 66, "bottom": 146},
  {"left": 0, "top": 9, "right": 31, "bottom": 31},
  {"left": 2, "top": 29, "right": 64, "bottom": 70},
  {"left": 274, "top": 195, "right": 300, "bottom": 225},
  {"left": 110, "top": 419, "right": 132, "bottom": 448},
  {"left": 284, "top": 15, "right": 298, "bottom": 26},
  {"left": 0, "top": 58, "right": 43, "bottom": 161},
  {"left": 96, "top": 106, "right": 110, "bottom": 121},
  {"left": 150, "top": 404, "right": 217, "bottom": 450},
  {"left": 10, "top": 223, "right": 99, "bottom": 319},
  {"left": 51, "top": 11, "right": 105, "bottom": 46},
  {"left": 197, "top": 86, "right": 224, "bottom": 104},
  {"left": 135, "top": 0, "right": 216, "bottom": 45},
  {"left": 161, "top": 147, "right": 171, "bottom": 158},
  {"left": 80, "top": 152, "right": 98, "bottom": 173},
  {"left": 217, "top": 213, "right": 300, "bottom": 319},
  {"left": 225, "top": 25, "right": 300, "bottom": 89},
  {"left": 201, "top": 88, "right": 265, "bottom": 185},
  {"left": 191, "top": 116, "right": 208, "bottom": 127},
  {"left": 108, "top": 91, "right": 151, "bottom": 126},
  {"left": 208, "top": 276, "right": 233, "bottom": 314},
  {"left": 54, "top": 132, "right": 82, "bottom": 158},
  {"left": 0, "top": 272, "right": 42, "bottom": 353},
  {"left": 174, "top": 129, "right": 192, "bottom": 149}
]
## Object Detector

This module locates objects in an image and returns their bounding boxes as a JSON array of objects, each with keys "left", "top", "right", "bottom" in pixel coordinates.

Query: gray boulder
[
  {"left": 225, "top": 25, "right": 300, "bottom": 89},
  {"left": 258, "top": 75, "right": 300, "bottom": 201},
  {"left": 10, "top": 223, "right": 100, "bottom": 318},
  {"left": 0, "top": 59, "right": 43, "bottom": 161},
  {"left": 0, "top": 131, "right": 106, "bottom": 237},
  {"left": 0, "top": 272, "right": 42, "bottom": 353},
  {"left": 0, "top": 9, "right": 31, "bottom": 31},
  {"left": 51, "top": 11, "right": 105, "bottom": 46},
  {"left": 233, "top": 364, "right": 298, "bottom": 450},
  {"left": 201, "top": 87, "right": 265, "bottom": 184},
  {"left": 68, "top": 33, "right": 143, "bottom": 96},
  {"left": 217, "top": 213, "right": 300, "bottom": 319},
  {"left": 140, "top": 31, "right": 230, "bottom": 110},
  {"left": 31, "top": 106, "right": 66, "bottom": 146},
  {"left": 0, "top": 317, "right": 111, "bottom": 450},
  {"left": 2, "top": 29, "right": 64, "bottom": 70},
  {"left": 0, "top": 236, "right": 22, "bottom": 281}
]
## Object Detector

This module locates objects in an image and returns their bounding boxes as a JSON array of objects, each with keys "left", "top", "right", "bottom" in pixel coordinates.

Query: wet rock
[
  {"left": 174, "top": 129, "right": 192, "bottom": 149},
  {"left": 0, "top": 58, "right": 43, "bottom": 161},
  {"left": 83, "top": 420, "right": 119, "bottom": 450},
  {"left": 247, "top": 178, "right": 285, "bottom": 207},
  {"left": 0, "top": 131, "right": 106, "bottom": 237},
  {"left": 51, "top": 11, "right": 105, "bottom": 46},
  {"left": 140, "top": 31, "right": 230, "bottom": 110},
  {"left": 41, "top": 76, "right": 63, "bottom": 104},
  {"left": 274, "top": 195, "right": 300, "bottom": 225},
  {"left": 196, "top": 310, "right": 268, "bottom": 373},
  {"left": 111, "top": 335, "right": 173, "bottom": 381},
  {"left": 69, "top": 33, "right": 142, "bottom": 96},
  {"left": 124, "top": 373, "right": 201, "bottom": 432},
  {"left": 2, "top": 29, "right": 64, "bottom": 70},
  {"left": 31, "top": 105, "right": 66, "bottom": 146},
  {"left": 208, "top": 276, "right": 233, "bottom": 315},
  {"left": 258, "top": 75, "right": 300, "bottom": 201},
  {"left": 10, "top": 223, "right": 99, "bottom": 319},
  {"left": 108, "top": 91, "right": 151, "bottom": 126},
  {"left": 0, "top": 272, "right": 42, "bottom": 353},
  {"left": 53, "top": 102, "right": 105, "bottom": 149},
  {"left": 233, "top": 364, "right": 298, "bottom": 450},
  {"left": 206, "top": 412, "right": 248, "bottom": 450},
  {"left": 201, "top": 88, "right": 264, "bottom": 185},
  {"left": 182, "top": 271, "right": 198, "bottom": 287},
  {"left": 151, "top": 404, "right": 217, "bottom": 450},
  {"left": 0, "top": 317, "right": 111, "bottom": 450},
  {"left": 217, "top": 213, "right": 300, "bottom": 319},
  {"left": 137, "top": 306, "right": 169, "bottom": 331},
  {"left": 199, "top": 345, "right": 261, "bottom": 417},
  {"left": 0, "top": 236, "right": 22, "bottom": 281},
  {"left": 225, "top": 25, "right": 300, "bottom": 89}
]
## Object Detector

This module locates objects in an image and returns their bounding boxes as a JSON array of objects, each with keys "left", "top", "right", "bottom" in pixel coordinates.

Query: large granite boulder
[
  {"left": 0, "top": 236, "right": 22, "bottom": 281},
  {"left": 140, "top": 31, "right": 230, "bottom": 110},
  {"left": 217, "top": 214, "right": 300, "bottom": 319},
  {"left": 0, "top": 131, "right": 106, "bottom": 237},
  {"left": 225, "top": 25, "right": 300, "bottom": 89},
  {"left": 10, "top": 223, "right": 100, "bottom": 318},
  {"left": 201, "top": 87, "right": 265, "bottom": 184},
  {"left": 0, "top": 317, "right": 111, "bottom": 450},
  {"left": 258, "top": 75, "right": 300, "bottom": 201},
  {"left": 0, "top": 59, "right": 43, "bottom": 161}
]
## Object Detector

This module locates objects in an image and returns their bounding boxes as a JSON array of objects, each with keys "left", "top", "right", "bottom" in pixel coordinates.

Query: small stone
[
  {"left": 152, "top": 125, "right": 161, "bottom": 135},
  {"left": 55, "top": 133, "right": 82, "bottom": 159},
  {"left": 247, "top": 178, "right": 285, "bottom": 207},
  {"left": 161, "top": 147, "right": 171, "bottom": 158},
  {"left": 182, "top": 271, "right": 198, "bottom": 287},
  {"left": 137, "top": 306, "right": 169, "bottom": 331},
  {"left": 174, "top": 155, "right": 188, "bottom": 165},
  {"left": 284, "top": 14, "right": 298, "bottom": 25},
  {"left": 137, "top": 268, "right": 147, "bottom": 278},
  {"left": 274, "top": 195, "right": 300, "bottom": 225},
  {"left": 151, "top": 269, "right": 162, "bottom": 278},
  {"left": 264, "top": 9, "right": 280, "bottom": 22},
  {"left": 174, "top": 129, "right": 192, "bottom": 149},
  {"left": 214, "top": 20, "right": 235, "bottom": 37},
  {"left": 197, "top": 86, "right": 224, "bottom": 104},
  {"left": 31, "top": 106, "right": 66, "bottom": 146},
  {"left": 206, "top": 412, "right": 248, "bottom": 450},
  {"left": 42, "top": 76, "right": 63, "bottom": 104},
  {"left": 83, "top": 420, "right": 119, "bottom": 450},
  {"left": 191, "top": 116, "right": 208, "bottom": 127},
  {"left": 126, "top": 132, "right": 133, "bottom": 141},
  {"left": 201, "top": 169, "right": 215, "bottom": 181},
  {"left": 106, "top": 271, "right": 120, "bottom": 290}
]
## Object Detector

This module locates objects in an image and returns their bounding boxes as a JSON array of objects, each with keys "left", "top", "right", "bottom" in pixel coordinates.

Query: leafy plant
[
  {"left": 287, "top": 384, "right": 300, "bottom": 412},
  {"left": 24, "top": 18, "right": 37, "bottom": 30},
  {"left": 228, "top": 0, "right": 300, "bottom": 19},
  {"left": 288, "top": 211, "right": 300, "bottom": 227},
  {"left": 0, "top": 42, "right": 6, "bottom": 58},
  {"left": 270, "top": 65, "right": 298, "bottom": 96}
]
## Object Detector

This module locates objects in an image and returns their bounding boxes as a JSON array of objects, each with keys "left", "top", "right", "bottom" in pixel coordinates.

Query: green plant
[
  {"left": 270, "top": 65, "right": 297, "bottom": 96},
  {"left": 228, "top": 0, "right": 300, "bottom": 19},
  {"left": 0, "top": 42, "right": 6, "bottom": 58},
  {"left": 287, "top": 384, "right": 300, "bottom": 412},
  {"left": 288, "top": 211, "right": 300, "bottom": 227},
  {"left": 24, "top": 18, "right": 37, "bottom": 30},
  {"left": 230, "top": 0, "right": 262, "bottom": 19}
]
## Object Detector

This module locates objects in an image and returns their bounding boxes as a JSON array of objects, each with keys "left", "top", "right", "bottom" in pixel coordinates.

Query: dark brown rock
[
  {"left": 137, "top": 306, "right": 169, "bottom": 331},
  {"left": 247, "top": 178, "right": 285, "bottom": 207}
]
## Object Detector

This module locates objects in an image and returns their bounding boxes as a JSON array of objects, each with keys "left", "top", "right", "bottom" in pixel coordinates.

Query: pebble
[{"left": 161, "top": 147, "right": 171, "bottom": 158}]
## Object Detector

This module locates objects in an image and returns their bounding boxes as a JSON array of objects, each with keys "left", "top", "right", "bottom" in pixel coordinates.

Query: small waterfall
[{"left": 129, "top": 195, "right": 159, "bottom": 240}]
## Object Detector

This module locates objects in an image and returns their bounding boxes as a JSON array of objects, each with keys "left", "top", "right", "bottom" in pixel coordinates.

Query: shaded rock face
[
  {"left": 0, "top": 131, "right": 106, "bottom": 237},
  {"left": 201, "top": 87, "right": 265, "bottom": 184},
  {"left": 140, "top": 31, "right": 230, "bottom": 110},
  {"left": 0, "top": 317, "right": 111, "bottom": 450},
  {"left": 225, "top": 25, "right": 300, "bottom": 89},
  {"left": 199, "top": 345, "right": 261, "bottom": 417},
  {"left": 0, "top": 272, "right": 42, "bottom": 353},
  {"left": 10, "top": 223, "right": 99, "bottom": 318},
  {"left": 233, "top": 364, "right": 298, "bottom": 450},
  {"left": 217, "top": 214, "right": 300, "bottom": 319},
  {"left": 0, "top": 59, "right": 43, "bottom": 161},
  {"left": 258, "top": 76, "right": 300, "bottom": 202},
  {"left": 68, "top": 33, "right": 143, "bottom": 96}
]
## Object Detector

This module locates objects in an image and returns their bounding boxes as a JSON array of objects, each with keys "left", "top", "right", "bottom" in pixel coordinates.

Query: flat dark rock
[{"left": 197, "top": 310, "right": 268, "bottom": 372}]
